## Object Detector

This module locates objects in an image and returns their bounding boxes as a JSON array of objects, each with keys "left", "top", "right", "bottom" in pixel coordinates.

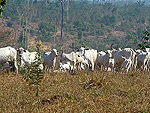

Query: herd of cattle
[{"left": 0, "top": 46, "right": 150, "bottom": 73}]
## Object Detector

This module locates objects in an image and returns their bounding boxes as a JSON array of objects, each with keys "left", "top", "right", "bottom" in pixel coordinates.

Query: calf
[
  {"left": 59, "top": 62, "right": 71, "bottom": 72},
  {"left": 103, "top": 50, "right": 113, "bottom": 71},
  {"left": 18, "top": 47, "right": 37, "bottom": 67},
  {"left": 78, "top": 47, "right": 97, "bottom": 70},
  {"left": 43, "top": 49, "right": 58, "bottom": 71},
  {"left": 96, "top": 51, "right": 106, "bottom": 70}
]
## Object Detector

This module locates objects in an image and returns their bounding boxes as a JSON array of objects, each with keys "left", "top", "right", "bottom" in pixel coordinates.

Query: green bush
[
  {"left": 70, "top": 31, "right": 75, "bottom": 35},
  {"left": 30, "top": 29, "right": 36, "bottom": 36},
  {"left": 7, "top": 21, "right": 13, "bottom": 27},
  {"left": 36, "top": 35, "right": 51, "bottom": 42},
  {"left": 38, "top": 22, "right": 55, "bottom": 32},
  {"left": 20, "top": 41, "right": 44, "bottom": 96},
  {"left": 78, "top": 30, "right": 83, "bottom": 39},
  {"left": 138, "top": 31, "right": 150, "bottom": 50},
  {"left": 96, "top": 30, "right": 104, "bottom": 35},
  {"left": 83, "top": 32, "right": 88, "bottom": 37}
]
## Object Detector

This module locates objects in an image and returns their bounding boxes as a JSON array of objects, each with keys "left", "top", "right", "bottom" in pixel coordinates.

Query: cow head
[
  {"left": 106, "top": 50, "right": 113, "bottom": 58},
  {"left": 51, "top": 49, "right": 58, "bottom": 57},
  {"left": 78, "top": 47, "right": 86, "bottom": 56},
  {"left": 59, "top": 62, "right": 63, "bottom": 67},
  {"left": 76, "top": 49, "right": 79, "bottom": 52},
  {"left": 17, "top": 47, "right": 26, "bottom": 55},
  {"left": 44, "top": 51, "right": 51, "bottom": 55}
]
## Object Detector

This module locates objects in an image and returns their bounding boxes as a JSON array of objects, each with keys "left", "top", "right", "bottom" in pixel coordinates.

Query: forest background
[{"left": 0, "top": 0, "right": 150, "bottom": 52}]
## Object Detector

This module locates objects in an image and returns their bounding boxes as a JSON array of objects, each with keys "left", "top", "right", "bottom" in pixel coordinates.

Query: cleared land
[{"left": 0, "top": 70, "right": 150, "bottom": 113}]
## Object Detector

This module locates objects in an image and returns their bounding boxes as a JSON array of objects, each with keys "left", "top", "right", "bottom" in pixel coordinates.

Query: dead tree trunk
[
  {"left": 16, "top": 8, "right": 25, "bottom": 28},
  {"left": 59, "top": 0, "right": 66, "bottom": 40},
  {"left": 67, "top": 0, "right": 69, "bottom": 22},
  {"left": 126, "top": 0, "right": 128, "bottom": 6}
]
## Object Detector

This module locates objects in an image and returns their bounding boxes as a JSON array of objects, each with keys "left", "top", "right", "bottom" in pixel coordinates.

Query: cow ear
[{"left": 76, "top": 49, "right": 79, "bottom": 52}]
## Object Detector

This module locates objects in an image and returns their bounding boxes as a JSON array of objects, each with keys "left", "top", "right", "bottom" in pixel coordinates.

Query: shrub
[
  {"left": 138, "top": 31, "right": 150, "bottom": 50},
  {"left": 70, "top": 31, "right": 75, "bottom": 35},
  {"left": 20, "top": 41, "right": 44, "bottom": 96}
]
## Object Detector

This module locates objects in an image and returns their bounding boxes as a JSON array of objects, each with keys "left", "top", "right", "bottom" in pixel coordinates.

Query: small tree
[
  {"left": 138, "top": 31, "right": 150, "bottom": 50},
  {"left": 21, "top": 41, "right": 44, "bottom": 96},
  {"left": 0, "top": 0, "right": 6, "bottom": 17}
]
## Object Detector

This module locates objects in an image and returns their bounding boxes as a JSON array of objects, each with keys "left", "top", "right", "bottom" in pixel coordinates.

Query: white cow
[
  {"left": 18, "top": 47, "right": 37, "bottom": 67},
  {"left": 78, "top": 47, "right": 97, "bottom": 70},
  {"left": 112, "top": 48, "right": 136, "bottom": 71},
  {"left": 59, "top": 62, "right": 71, "bottom": 72},
  {"left": 103, "top": 50, "right": 113, "bottom": 71},
  {"left": 137, "top": 52, "right": 150, "bottom": 71},
  {"left": 60, "top": 51, "right": 78, "bottom": 71},
  {"left": 96, "top": 51, "right": 106, "bottom": 70},
  {"left": 96, "top": 50, "right": 114, "bottom": 71},
  {"left": 43, "top": 49, "right": 58, "bottom": 71},
  {"left": 0, "top": 46, "right": 18, "bottom": 73},
  {"left": 75, "top": 52, "right": 85, "bottom": 70}
]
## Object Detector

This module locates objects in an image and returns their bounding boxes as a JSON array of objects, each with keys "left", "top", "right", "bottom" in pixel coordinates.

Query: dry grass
[{"left": 0, "top": 70, "right": 150, "bottom": 113}]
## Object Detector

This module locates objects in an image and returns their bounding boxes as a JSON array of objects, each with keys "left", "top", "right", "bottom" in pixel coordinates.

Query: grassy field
[{"left": 0, "top": 70, "right": 150, "bottom": 113}]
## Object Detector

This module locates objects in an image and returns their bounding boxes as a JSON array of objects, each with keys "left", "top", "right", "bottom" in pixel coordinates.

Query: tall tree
[
  {"left": 16, "top": 8, "right": 25, "bottom": 28},
  {"left": 59, "top": 0, "right": 66, "bottom": 40},
  {"left": 126, "top": 0, "right": 128, "bottom": 6},
  {"left": 66, "top": 0, "right": 69, "bottom": 22}
]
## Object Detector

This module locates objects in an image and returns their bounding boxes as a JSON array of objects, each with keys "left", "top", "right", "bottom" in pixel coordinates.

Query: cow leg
[
  {"left": 14, "top": 60, "right": 18, "bottom": 73},
  {"left": 71, "top": 63, "right": 75, "bottom": 73},
  {"left": 77, "top": 63, "right": 80, "bottom": 70},
  {"left": 52, "top": 66, "right": 54, "bottom": 71},
  {"left": 91, "top": 62, "right": 94, "bottom": 70},
  {"left": 52, "top": 61, "right": 56, "bottom": 71},
  {"left": 76, "top": 63, "right": 79, "bottom": 70},
  {"left": 43, "top": 63, "right": 46, "bottom": 72},
  {"left": 86, "top": 63, "right": 89, "bottom": 70},
  {"left": 103, "top": 62, "right": 106, "bottom": 71},
  {"left": 125, "top": 62, "right": 129, "bottom": 72},
  {"left": 143, "top": 60, "right": 147, "bottom": 71},
  {"left": 127, "top": 61, "right": 132, "bottom": 72},
  {"left": 134, "top": 58, "right": 137, "bottom": 71},
  {"left": 48, "top": 63, "right": 51, "bottom": 72},
  {"left": 80, "top": 62, "right": 83, "bottom": 70},
  {"left": 121, "top": 62, "right": 125, "bottom": 73}
]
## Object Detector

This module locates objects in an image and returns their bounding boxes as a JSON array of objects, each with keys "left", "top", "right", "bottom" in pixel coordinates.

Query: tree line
[{"left": 2, "top": 0, "right": 150, "bottom": 50}]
